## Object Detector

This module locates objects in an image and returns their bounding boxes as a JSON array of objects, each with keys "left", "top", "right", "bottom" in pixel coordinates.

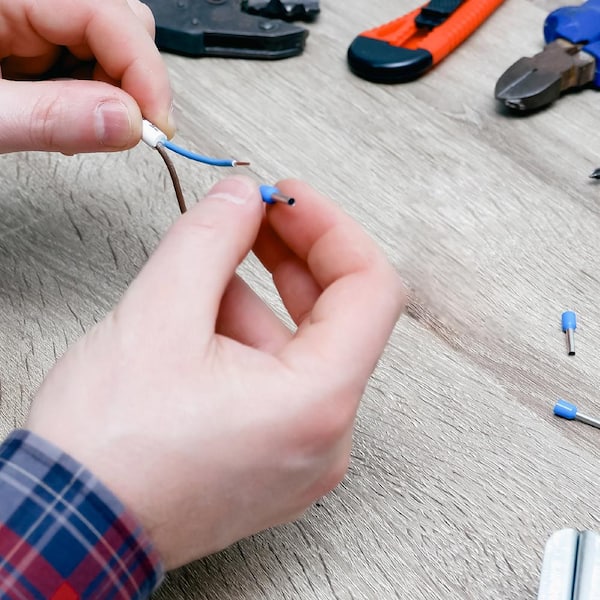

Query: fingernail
[
  {"left": 204, "top": 177, "right": 254, "bottom": 205},
  {"left": 94, "top": 100, "right": 133, "bottom": 148}
]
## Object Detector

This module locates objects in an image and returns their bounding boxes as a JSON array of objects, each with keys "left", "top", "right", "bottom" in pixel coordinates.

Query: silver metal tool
[
  {"left": 538, "top": 529, "right": 600, "bottom": 599},
  {"left": 537, "top": 529, "right": 579, "bottom": 600},
  {"left": 573, "top": 531, "right": 600, "bottom": 599}
]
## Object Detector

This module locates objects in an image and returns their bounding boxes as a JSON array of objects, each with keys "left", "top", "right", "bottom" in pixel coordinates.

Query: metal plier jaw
[
  {"left": 242, "top": 0, "right": 320, "bottom": 22},
  {"left": 495, "top": 39, "right": 596, "bottom": 111},
  {"left": 495, "top": 0, "right": 600, "bottom": 111}
]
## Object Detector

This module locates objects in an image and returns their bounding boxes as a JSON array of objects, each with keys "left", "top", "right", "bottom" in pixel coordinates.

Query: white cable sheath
[{"left": 141, "top": 119, "right": 167, "bottom": 147}]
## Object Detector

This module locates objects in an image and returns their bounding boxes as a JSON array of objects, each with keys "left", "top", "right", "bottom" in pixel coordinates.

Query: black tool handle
[{"left": 142, "top": 0, "right": 307, "bottom": 59}]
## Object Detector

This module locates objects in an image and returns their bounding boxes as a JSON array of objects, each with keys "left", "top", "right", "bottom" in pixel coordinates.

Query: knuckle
[
  {"left": 125, "top": 0, "right": 155, "bottom": 35},
  {"left": 287, "top": 507, "right": 309, "bottom": 524},
  {"left": 172, "top": 215, "right": 220, "bottom": 241},
  {"left": 372, "top": 263, "right": 408, "bottom": 323},
  {"left": 297, "top": 394, "right": 357, "bottom": 451},
  {"left": 30, "top": 94, "right": 64, "bottom": 151},
  {"left": 100, "top": 0, "right": 129, "bottom": 12},
  {"left": 313, "top": 456, "right": 350, "bottom": 499},
  {"left": 391, "top": 268, "right": 408, "bottom": 313},
  {"left": 326, "top": 455, "right": 351, "bottom": 489},
  {"left": 314, "top": 411, "right": 352, "bottom": 447},
  {"left": 137, "top": 2, "right": 156, "bottom": 35}
]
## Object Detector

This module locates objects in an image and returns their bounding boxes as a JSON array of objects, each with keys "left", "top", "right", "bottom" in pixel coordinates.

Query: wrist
[{"left": 0, "top": 429, "right": 166, "bottom": 592}]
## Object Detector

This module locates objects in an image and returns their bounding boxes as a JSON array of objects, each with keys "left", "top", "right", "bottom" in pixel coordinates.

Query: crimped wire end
[
  {"left": 260, "top": 185, "right": 295, "bottom": 206},
  {"left": 270, "top": 193, "right": 296, "bottom": 206}
]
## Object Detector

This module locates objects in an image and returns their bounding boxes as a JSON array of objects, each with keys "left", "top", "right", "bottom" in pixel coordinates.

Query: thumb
[
  {"left": 123, "top": 176, "right": 264, "bottom": 328},
  {"left": 0, "top": 79, "right": 142, "bottom": 154}
]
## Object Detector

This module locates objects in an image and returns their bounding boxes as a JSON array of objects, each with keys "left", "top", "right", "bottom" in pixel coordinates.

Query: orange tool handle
[{"left": 362, "top": 0, "right": 505, "bottom": 64}]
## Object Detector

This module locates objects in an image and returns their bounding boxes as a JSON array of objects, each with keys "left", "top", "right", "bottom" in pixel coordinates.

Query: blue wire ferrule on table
[
  {"left": 554, "top": 399, "right": 600, "bottom": 430},
  {"left": 561, "top": 311, "right": 577, "bottom": 332},
  {"left": 554, "top": 399, "right": 578, "bottom": 420}
]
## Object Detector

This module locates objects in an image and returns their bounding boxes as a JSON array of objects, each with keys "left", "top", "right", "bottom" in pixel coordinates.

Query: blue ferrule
[
  {"left": 554, "top": 399, "right": 578, "bottom": 420},
  {"left": 561, "top": 311, "right": 576, "bottom": 332},
  {"left": 260, "top": 185, "right": 280, "bottom": 205}
]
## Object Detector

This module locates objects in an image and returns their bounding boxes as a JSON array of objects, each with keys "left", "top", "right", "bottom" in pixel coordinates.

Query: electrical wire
[
  {"left": 156, "top": 142, "right": 187, "bottom": 214},
  {"left": 162, "top": 140, "right": 250, "bottom": 168},
  {"left": 141, "top": 120, "right": 295, "bottom": 213}
]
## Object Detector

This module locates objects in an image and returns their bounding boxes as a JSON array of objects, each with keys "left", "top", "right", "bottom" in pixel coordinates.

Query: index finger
[
  {"left": 27, "top": 0, "right": 173, "bottom": 135},
  {"left": 266, "top": 179, "right": 406, "bottom": 383}
]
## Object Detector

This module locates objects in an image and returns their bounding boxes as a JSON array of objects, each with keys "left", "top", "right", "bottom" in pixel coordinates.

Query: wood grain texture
[{"left": 1, "top": 0, "right": 599, "bottom": 597}]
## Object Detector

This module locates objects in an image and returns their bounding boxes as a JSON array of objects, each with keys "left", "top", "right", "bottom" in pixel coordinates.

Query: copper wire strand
[{"left": 156, "top": 142, "right": 187, "bottom": 214}]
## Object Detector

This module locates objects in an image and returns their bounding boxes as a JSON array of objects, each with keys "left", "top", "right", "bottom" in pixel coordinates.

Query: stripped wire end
[
  {"left": 590, "top": 168, "right": 600, "bottom": 179},
  {"left": 141, "top": 120, "right": 291, "bottom": 214},
  {"left": 163, "top": 140, "right": 242, "bottom": 168},
  {"left": 141, "top": 120, "right": 246, "bottom": 168}
]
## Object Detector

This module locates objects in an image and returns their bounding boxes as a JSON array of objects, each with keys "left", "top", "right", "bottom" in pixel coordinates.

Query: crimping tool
[
  {"left": 347, "top": 0, "right": 505, "bottom": 83},
  {"left": 495, "top": 0, "right": 600, "bottom": 111},
  {"left": 241, "top": 0, "right": 319, "bottom": 22},
  {"left": 141, "top": 0, "right": 316, "bottom": 59}
]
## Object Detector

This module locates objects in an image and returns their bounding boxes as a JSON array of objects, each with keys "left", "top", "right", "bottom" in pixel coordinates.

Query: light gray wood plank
[{"left": 2, "top": 0, "right": 600, "bottom": 598}]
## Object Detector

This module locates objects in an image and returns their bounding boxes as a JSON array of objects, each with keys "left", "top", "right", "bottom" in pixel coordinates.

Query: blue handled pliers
[{"left": 495, "top": 0, "right": 600, "bottom": 110}]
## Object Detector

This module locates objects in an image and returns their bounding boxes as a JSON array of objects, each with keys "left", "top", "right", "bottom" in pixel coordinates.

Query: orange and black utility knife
[{"left": 347, "top": 0, "right": 505, "bottom": 83}]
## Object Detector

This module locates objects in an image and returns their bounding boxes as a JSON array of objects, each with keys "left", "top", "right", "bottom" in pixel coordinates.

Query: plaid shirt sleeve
[{"left": 0, "top": 429, "right": 164, "bottom": 599}]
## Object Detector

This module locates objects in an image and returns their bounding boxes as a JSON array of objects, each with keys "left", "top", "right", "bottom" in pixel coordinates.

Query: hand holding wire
[
  {"left": 27, "top": 175, "right": 405, "bottom": 570},
  {"left": 141, "top": 120, "right": 294, "bottom": 213}
]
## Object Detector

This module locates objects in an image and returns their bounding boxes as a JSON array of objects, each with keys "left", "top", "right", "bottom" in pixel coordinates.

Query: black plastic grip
[
  {"left": 347, "top": 36, "right": 433, "bottom": 83},
  {"left": 141, "top": 0, "right": 307, "bottom": 59}
]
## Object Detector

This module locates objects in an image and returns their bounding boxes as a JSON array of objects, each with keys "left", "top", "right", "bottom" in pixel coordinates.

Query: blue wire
[{"left": 163, "top": 140, "right": 235, "bottom": 167}]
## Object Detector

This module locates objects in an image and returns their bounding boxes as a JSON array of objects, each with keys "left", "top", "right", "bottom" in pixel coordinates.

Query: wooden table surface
[{"left": 2, "top": 0, "right": 600, "bottom": 597}]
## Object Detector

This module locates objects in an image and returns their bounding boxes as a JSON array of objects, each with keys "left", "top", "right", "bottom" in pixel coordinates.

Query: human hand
[
  {"left": 26, "top": 176, "right": 405, "bottom": 569},
  {"left": 0, "top": 0, "right": 173, "bottom": 154}
]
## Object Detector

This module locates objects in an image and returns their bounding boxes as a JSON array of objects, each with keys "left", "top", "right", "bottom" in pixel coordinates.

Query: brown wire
[{"left": 156, "top": 142, "right": 187, "bottom": 214}]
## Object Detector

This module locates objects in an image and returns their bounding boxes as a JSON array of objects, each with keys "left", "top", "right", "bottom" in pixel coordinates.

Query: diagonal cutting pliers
[{"left": 495, "top": 0, "right": 600, "bottom": 110}]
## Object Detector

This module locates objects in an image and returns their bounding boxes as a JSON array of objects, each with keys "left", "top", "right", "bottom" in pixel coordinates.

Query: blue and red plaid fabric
[{"left": 0, "top": 430, "right": 164, "bottom": 599}]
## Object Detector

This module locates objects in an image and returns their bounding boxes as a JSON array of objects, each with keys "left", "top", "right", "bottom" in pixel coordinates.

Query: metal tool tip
[
  {"left": 504, "top": 100, "right": 527, "bottom": 111},
  {"left": 590, "top": 168, "right": 600, "bottom": 179}
]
